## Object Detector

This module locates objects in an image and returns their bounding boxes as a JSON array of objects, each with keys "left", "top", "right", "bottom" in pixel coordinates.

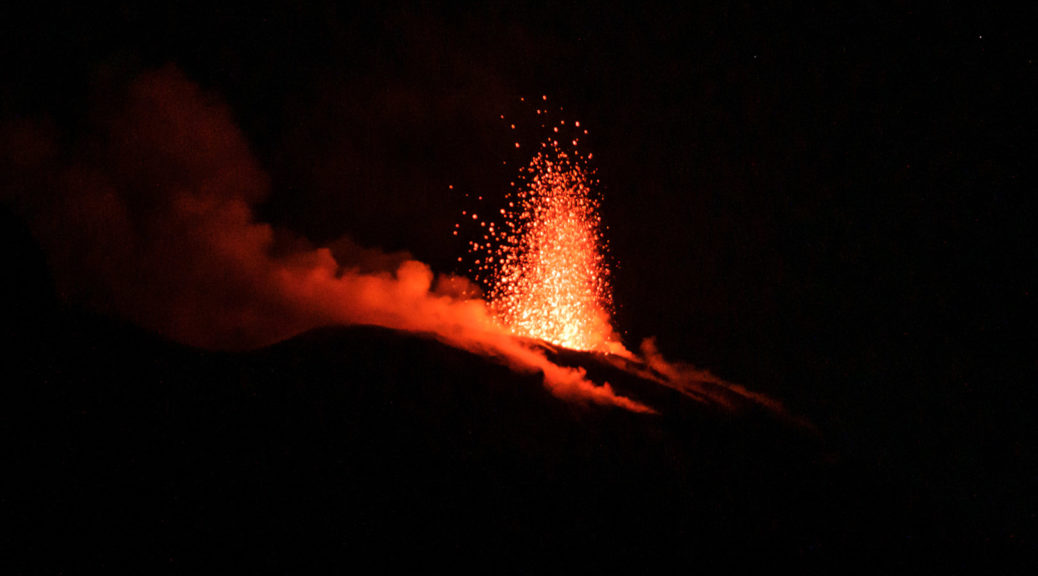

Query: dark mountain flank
[{"left": 5, "top": 301, "right": 1002, "bottom": 571}]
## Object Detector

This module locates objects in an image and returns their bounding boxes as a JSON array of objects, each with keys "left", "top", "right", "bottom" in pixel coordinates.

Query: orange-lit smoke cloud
[{"left": 0, "top": 66, "right": 650, "bottom": 413}]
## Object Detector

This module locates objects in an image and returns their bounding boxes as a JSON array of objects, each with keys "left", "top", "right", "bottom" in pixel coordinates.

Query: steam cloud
[{"left": 0, "top": 66, "right": 651, "bottom": 413}]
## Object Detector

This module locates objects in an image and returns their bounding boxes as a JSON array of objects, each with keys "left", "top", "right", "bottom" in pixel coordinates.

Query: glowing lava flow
[{"left": 465, "top": 103, "right": 618, "bottom": 352}]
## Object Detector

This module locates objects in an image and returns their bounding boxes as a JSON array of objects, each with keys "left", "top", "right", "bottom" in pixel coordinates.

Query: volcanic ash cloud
[{"left": 0, "top": 65, "right": 650, "bottom": 413}]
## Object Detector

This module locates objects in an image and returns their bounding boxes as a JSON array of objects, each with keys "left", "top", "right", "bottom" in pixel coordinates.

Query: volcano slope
[
  {"left": 6, "top": 299, "right": 975, "bottom": 571},
  {"left": 0, "top": 205, "right": 981, "bottom": 570}
]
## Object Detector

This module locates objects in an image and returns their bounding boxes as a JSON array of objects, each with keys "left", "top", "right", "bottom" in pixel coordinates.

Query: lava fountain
[{"left": 464, "top": 99, "right": 620, "bottom": 352}]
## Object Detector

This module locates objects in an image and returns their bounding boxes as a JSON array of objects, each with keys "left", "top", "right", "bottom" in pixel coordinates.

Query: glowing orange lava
[{"left": 466, "top": 105, "right": 617, "bottom": 351}]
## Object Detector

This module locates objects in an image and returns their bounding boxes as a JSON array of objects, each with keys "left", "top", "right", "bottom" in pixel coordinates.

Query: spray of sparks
[{"left": 458, "top": 97, "right": 617, "bottom": 352}]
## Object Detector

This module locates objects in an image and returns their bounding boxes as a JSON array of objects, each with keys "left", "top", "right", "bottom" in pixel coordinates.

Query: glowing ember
[{"left": 465, "top": 103, "right": 617, "bottom": 351}]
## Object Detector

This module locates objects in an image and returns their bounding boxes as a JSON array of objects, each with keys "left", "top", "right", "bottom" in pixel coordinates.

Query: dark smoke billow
[{"left": 0, "top": 66, "right": 655, "bottom": 413}]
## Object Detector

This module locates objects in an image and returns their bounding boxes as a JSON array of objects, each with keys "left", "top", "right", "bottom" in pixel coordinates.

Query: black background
[{"left": 2, "top": 1, "right": 1035, "bottom": 567}]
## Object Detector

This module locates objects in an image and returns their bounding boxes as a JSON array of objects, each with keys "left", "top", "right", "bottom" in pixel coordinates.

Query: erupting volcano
[
  {"left": 465, "top": 100, "right": 618, "bottom": 352},
  {"left": 3, "top": 4, "right": 1019, "bottom": 568}
]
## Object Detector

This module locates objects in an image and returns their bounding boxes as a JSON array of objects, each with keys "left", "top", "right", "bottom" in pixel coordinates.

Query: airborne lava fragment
[{"left": 466, "top": 104, "right": 617, "bottom": 352}]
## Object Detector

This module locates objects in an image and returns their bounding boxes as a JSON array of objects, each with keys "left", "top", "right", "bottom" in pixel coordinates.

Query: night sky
[{"left": 2, "top": 0, "right": 1035, "bottom": 561}]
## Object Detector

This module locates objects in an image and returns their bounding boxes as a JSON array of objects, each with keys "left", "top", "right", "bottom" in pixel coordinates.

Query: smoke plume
[{"left": 0, "top": 66, "right": 650, "bottom": 413}]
